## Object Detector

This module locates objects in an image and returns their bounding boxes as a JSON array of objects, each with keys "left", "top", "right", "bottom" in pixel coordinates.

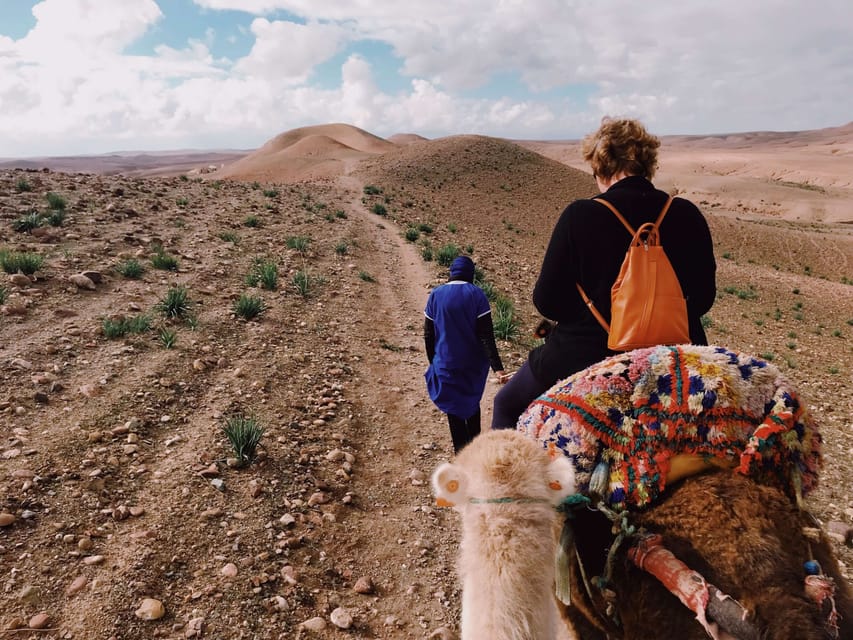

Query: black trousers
[{"left": 447, "top": 409, "right": 481, "bottom": 453}]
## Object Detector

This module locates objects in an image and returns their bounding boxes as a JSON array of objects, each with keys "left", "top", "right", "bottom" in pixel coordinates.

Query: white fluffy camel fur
[{"left": 432, "top": 429, "right": 576, "bottom": 640}]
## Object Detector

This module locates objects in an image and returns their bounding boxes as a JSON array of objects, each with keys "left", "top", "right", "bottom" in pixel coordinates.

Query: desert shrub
[
  {"left": 245, "top": 258, "right": 278, "bottom": 290},
  {"left": 358, "top": 270, "right": 375, "bottom": 283},
  {"left": 363, "top": 185, "right": 382, "bottom": 195},
  {"left": 474, "top": 272, "right": 497, "bottom": 302},
  {"left": 722, "top": 285, "right": 757, "bottom": 300},
  {"left": 0, "top": 249, "right": 44, "bottom": 275},
  {"left": 12, "top": 212, "right": 43, "bottom": 233},
  {"left": 218, "top": 231, "right": 239, "bottom": 243},
  {"left": 447, "top": 222, "right": 457, "bottom": 233},
  {"left": 0, "top": 285, "right": 7, "bottom": 304},
  {"left": 286, "top": 236, "right": 311, "bottom": 253},
  {"left": 158, "top": 327, "right": 177, "bottom": 349},
  {"left": 46, "top": 209, "right": 66, "bottom": 226},
  {"left": 371, "top": 203, "right": 387, "bottom": 216},
  {"left": 404, "top": 227, "right": 420, "bottom": 242},
  {"left": 15, "top": 178, "right": 32, "bottom": 193},
  {"left": 102, "top": 314, "right": 151, "bottom": 338},
  {"left": 116, "top": 259, "right": 145, "bottom": 279},
  {"left": 418, "top": 222, "right": 433, "bottom": 234},
  {"left": 244, "top": 215, "right": 261, "bottom": 228},
  {"left": 46, "top": 192, "right": 66, "bottom": 211},
  {"left": 151, "top": 248, "right": 179, "bottom": 271},
  {"left": 176, "top": 197, "right": 189, "bottom": 208},
  {"left": 291, "top": 270, "right": 312, "bottom": 297},
  {"left": 334, "top": 240, "right": 349, "bottom": 255},
  {"left": 436, "top": 243, "right": 460, "bottom": 267},
  {"left": 421, "top": 244, "right": 433, "bottom": 262},
  {"left": 335, "top": 209, "right": 347, "bottom": 219},
  {"left": 156, "top": 286, "right": 192, "bottom": 319},
  {"left": 234, "top": 293, "right": 265, "bottom": 320},
  {"left": 492, "top": 295, "right": 520, "bottom": 341},
  {"left": 222, "top": 413, "right": 265, "bottom": 466},
  {"left": 262, "top": 188, "right": 279, "bottom": 198}
]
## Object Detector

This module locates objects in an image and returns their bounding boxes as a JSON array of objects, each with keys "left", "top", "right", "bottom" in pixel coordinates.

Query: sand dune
[
  {"left": 216, "top": 123, "right": 396, "bottom": 182},
  {"left": 388, "top": 133, "right": 429, "bottom": 146}
]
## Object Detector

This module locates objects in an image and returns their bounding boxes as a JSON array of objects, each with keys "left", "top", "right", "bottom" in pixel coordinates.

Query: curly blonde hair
[{"left": 581, "top": 117, "right": 660, "bottom": 180}]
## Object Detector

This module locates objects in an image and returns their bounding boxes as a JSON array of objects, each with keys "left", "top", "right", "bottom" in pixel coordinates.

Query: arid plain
[{"left": 1, "top": 122, "right": 851, "bottom": 639}]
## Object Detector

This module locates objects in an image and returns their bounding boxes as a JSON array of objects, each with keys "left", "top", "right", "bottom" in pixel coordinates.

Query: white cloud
[
  {"left": 20, "top": 0, "right": 162, "bottom": 62},
  {"left": 234, "top": 19, "right": 347, "bottom": 84},
  {"left": 0, "top": 0, "right": 852, "bottom": 155}
]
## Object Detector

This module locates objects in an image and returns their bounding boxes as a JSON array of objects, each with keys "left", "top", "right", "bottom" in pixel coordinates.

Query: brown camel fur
[{"left": 436, "top": 430, "right": 853, "bottom": 640}]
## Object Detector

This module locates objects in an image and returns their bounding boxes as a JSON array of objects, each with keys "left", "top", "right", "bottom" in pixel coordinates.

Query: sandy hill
[
  {"left": 216, "top": 123, "right": 396, "bottom": 182},
  {"left": 353, "top": 134, "right": 596, "bottom": 302},
  {"left": 387, "top": 133, "right": 429, "bottom": 146}
]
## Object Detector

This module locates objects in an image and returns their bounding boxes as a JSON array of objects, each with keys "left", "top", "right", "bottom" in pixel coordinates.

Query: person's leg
[
  {"left": 447, "top": 413, "right": 470, "bottom": 453},
  {"left": 491, "top": 361, "right": 551, "bottom": 429},
  {"left": 464, "top": 409, "right": 481, "bottom": 446}
]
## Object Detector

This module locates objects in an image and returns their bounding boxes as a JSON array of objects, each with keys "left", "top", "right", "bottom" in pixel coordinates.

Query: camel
[
  {"left": 434, "top": 345, "right": 853, "bottom": 640},
  {"left": 433, "top": 430, "right": 577, "bottom": 640}
]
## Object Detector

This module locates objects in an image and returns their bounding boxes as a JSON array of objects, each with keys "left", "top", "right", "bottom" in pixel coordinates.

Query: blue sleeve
[
  {"left": 475, "top": 288, "right": 490, "bottom": 317},
  {"left": 425, "top": 290, "right": 436, "bottom": 320}
]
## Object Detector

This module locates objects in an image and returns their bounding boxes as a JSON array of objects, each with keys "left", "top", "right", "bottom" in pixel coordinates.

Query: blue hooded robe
[{"left": 424, "top": 257, "right": 491, "bottom": 419}]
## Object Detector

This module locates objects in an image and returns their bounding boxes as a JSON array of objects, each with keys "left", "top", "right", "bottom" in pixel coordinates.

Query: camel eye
[
  {"left": 446, "top": 480, "right": 459, "bottom": 493},
  {"left": 549, "top": 481, "right": 562, "bottom": 491}
]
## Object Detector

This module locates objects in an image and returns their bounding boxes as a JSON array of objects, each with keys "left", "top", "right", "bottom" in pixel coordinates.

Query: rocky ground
[{"left": 0, "top": 144, "right": 851, "bottom": 640}]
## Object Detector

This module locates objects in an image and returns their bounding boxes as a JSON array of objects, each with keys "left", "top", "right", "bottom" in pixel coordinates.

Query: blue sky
[{"left": 1, "top": 0, "right": 852, "bottom": 157}]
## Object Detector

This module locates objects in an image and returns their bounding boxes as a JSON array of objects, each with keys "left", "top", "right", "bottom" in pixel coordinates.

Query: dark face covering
[{"left": 449, "top": 255, "right": 475, "bottom": 283}]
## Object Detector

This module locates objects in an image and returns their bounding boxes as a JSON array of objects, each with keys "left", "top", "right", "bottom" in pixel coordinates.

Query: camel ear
[
  {"left": 545, "top": 455, "right": 576, "bottom": 506},
  {"left": 432, "top": 462, "right": 468, "bottom": 508}
]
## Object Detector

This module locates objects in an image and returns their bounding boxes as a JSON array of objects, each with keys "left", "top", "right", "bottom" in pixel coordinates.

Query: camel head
[{"left": 432, "top": 429, "right": 576, "bottom": 511}]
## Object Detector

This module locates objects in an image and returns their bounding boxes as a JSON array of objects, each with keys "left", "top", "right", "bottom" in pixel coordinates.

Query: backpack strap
[
  {"left": 574, "top": 195, "right": 675, "bottom": 335},
  {"left": 593, "top": 198, "right": 635, "bottom": 236},
  {"left": 653, "top": 196, "right": 674, "bottom": 229},
  {"left": 576, "top": 282, "right": 611, "bottom": 333}
]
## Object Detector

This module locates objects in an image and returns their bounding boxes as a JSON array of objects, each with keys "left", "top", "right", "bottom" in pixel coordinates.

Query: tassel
[
  {"left": 554, "top": 520, "right": 574, "bottom": 605},
  {"left": 589, "top": 460, "right": 611, "bottom": 503}
]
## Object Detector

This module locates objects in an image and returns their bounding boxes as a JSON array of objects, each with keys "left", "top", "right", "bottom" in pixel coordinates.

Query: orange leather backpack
[{"left": 575, "top": 196, "right": 690, "bottom": 351}]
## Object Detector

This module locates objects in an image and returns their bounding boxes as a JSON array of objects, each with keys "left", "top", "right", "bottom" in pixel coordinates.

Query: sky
[{"left": 1, "top": 0, "right": 852, "bottom": 157}]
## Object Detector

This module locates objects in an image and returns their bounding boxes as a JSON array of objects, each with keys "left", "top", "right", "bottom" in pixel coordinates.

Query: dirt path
[
  {"left": 324, "top": 175, "right": 462, "bottom": 637},
  {"left": 327, "top": 174, "right": 519, "bottom": 638}
]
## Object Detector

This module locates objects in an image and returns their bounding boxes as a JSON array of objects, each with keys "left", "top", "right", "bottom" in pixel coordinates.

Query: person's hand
[{"left": 495, "top": 370, "right": 510, "bottom": 384}]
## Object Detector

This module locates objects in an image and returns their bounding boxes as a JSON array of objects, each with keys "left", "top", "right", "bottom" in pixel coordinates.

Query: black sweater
[{"left": 529, "top": 176, "right": 716, "bottom": 384}]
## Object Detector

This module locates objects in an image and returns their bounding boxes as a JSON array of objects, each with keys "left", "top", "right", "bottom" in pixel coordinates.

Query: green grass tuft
[
  {"left": 234, "top": 293, "right": 265, "bottom": 320},
  {"left": 151, "top": 248, "right": 179, "bottom": 271},
  {"left": 156, "top": 286, "right": 192, "bottom": 319},
  {"left": 286, "top": 236, "right": 311, "bottom": 253},
  {"left": 222, "top": 413, "right": 265, "bottom": 466},
  {"left": 46, "top": 192, "right": 66, "bottom": 211},
  {"left": 0, "top": 249, "right": 44, "bottom": 275},
  {"left": 116, "top": 259, "right": 145, "bottom": 279},
  {"left": 245, "top": 258, "right": 278, "bottom": 290},
  {"left": 102, "top": 314, "right": 151, "bottom": 338}
]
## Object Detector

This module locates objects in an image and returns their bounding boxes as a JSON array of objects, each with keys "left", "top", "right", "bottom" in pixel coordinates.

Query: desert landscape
[{"left": 1, "top": 122, "right": 851, "bottom": 639}]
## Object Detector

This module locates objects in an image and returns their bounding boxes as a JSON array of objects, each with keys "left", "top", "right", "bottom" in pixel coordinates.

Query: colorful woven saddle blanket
[{"left": 517, "top": 345, "right": 822, "bottom": 511}]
